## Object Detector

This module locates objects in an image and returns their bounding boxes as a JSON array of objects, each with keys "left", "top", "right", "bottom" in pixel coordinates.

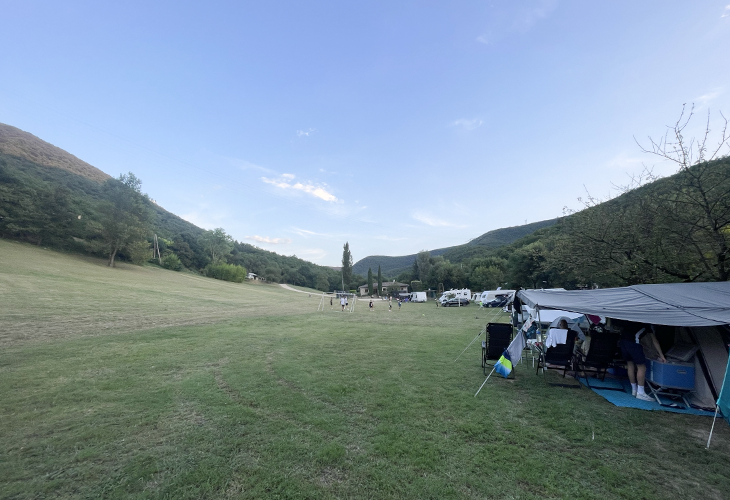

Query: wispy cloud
[
  {"left": 180, "top": 209, "right": 228, "bottom": 231},
  {"left": 293, "top": 248, "right": 328, "bottom": 262},
  {"left": 449, "top": 118, "right": 483, "bottom": 131},
  {"left": 722, "top": 5, "right": 730, "bottom": 18},
  {"left": 227, "top": 158, "right": 275, "bottom": 174},
  {"left": 290, "top": 227, "right": 333, "bottom": 238},
  {"left": 476, "top": 0, "right": 558, "bottom": 45},
  {"left": 412, "top": 211, "right": 466, "bottom": 228},
  {"left": 602, "top": 153, "right": 645, "bottom": 171},
  {"left": 297, "top": 128, "right": 315, "bottom": 137},
  {"left": 373, "top": 235, "right": 408, "bottom": 241},
  {"left": 245, "top": 235, "right": 292, "bottom": 245},
  {"left": 695, "top": 88, "right": 724, "bottom": 108},
  {"left": 261, "top": 174, "right": 339, "bottom": 202}
]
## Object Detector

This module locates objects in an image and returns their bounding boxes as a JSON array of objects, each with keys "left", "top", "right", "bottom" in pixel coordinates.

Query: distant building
[
  {"left": 247, "top": 272, "right": 265, "bottom": 281},
  {"left": 358, "top": 280, "right": 409, "bottom": 296}
]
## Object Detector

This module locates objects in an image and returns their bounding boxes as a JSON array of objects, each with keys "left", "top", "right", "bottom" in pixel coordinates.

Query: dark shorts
[{"left": 619, "top": 339, "right": 646, "bottom": 364}]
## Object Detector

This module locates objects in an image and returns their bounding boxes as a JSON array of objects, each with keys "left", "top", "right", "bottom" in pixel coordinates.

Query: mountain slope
[
  {"left": 0, "top": 122, "right": 345, "bottom": 290},
  {"left": 0, "top": 124, "right": 110, "bottom": 183},
  {"left": 352, "top": 218, "right": 558, "bottom": 276}
]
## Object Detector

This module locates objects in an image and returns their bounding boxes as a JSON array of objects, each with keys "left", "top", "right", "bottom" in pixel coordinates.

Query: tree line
[{"left": 2, "top": 107, "right": 727, "bottom": 291}]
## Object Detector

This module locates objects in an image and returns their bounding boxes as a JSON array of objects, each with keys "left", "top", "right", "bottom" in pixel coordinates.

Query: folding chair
[
  {"left": 482, "top": 322, "right": 513, "bottom": 375},
  {"left": 574, "top": 330, "right": 620, "bottom": 389},
  {"left": 536, "top": 330, "right": 577, "bottom": 377}
]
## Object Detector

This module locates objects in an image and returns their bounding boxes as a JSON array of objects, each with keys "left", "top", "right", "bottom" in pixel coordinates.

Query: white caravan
[
  {"left": 410, "top": 291, "right": 427, "bottom": 302},
  {"left": 478, "top": 288, "right": 516, "bottom": 305},
  {"left": 439, "top": 288, "right": 472, "bottom": 306}
]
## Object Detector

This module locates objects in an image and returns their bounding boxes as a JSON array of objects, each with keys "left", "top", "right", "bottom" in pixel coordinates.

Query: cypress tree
[
  {"left": 367, "top": 267, "right": 373, "bottom": 295},
  {"left": 377, "top": 265, "right": 383, "bottom": 297}
]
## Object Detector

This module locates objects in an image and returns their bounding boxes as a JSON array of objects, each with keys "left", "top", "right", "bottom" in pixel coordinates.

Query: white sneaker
[
  {"left": 631, "top": 388, "right": 637, "bottom": 396},
  {"left": 636, "top": 393, "right": 654, "bottom": 402}
]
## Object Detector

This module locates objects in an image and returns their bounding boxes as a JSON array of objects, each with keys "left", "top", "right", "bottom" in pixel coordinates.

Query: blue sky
[{"left": 2, "top": 1, "right": 729, "bottom": 266}]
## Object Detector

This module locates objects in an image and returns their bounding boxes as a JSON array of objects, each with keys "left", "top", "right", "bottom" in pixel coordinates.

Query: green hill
[
  {"left": 0, "top": 122, "right": 345, "bottom": 290},
  {"left": 352, "top": 219, "right": 558, "bottom": 277}
]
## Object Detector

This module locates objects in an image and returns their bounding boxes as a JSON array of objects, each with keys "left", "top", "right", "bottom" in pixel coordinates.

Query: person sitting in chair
[{"left": 618, "top": 322, "right": 666, "bottom": 401}]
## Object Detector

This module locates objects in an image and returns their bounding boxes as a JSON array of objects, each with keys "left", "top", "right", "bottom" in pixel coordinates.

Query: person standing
[
  {"left": 369, "top": 299, "right": 374, "bottom": 312},
  {"left": 618, "top": 322, "right": 666, "bottom": 401},
  {"left": 340, "top": 295, "right": 346, "bottom": 312},
  {"left": 398, "top": 299, "right": 401, "bottom": 310},
  {"left": 330, "top": 296, "right": 333, "bottom": 309}
]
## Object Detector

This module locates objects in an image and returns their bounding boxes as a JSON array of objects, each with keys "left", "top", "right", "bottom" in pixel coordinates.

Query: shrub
[
  {"left": 205, "top": 262, "right": 247, "bottom": 283},
  {"left": 126, "top": 240, "right": 151, "bottom": 265},
  {"left": 162, "top": 253, "right": 183, "bottom": 271}
]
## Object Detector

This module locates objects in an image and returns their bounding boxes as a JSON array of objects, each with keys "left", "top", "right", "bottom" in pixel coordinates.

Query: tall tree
[
  {"left": 416, "top": 250, "right": 432, "bottom": 282},
  {"left": 367, "top": 267, "right": 373, "bottom": 295},
  {"left": 377, "top": 265, "right": 383, "bottom": 296},
  {"left": 200, "top": 228, "right": 233, "bottom": 263},
  {"left": 562, "top": 106, "right": 730, "bottom": 284},
  {"left": 341, "top": 242, "right": 353, "bottom": 290},
  {"left": 92, "top": 172, "right": 151, "bottom": 267}
]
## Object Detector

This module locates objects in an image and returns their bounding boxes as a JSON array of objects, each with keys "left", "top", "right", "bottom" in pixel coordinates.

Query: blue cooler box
[{"left": 648, "top": 359, "right": 694, "bottom": 390}]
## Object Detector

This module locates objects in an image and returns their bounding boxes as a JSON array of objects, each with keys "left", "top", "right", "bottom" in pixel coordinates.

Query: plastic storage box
[{"left": 648, "top": 359, "right": 694, "bottom": 390}]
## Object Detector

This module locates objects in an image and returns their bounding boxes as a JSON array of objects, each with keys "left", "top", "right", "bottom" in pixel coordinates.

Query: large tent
[{"left": 517, "top": 282, "right": 730, "bottom": 418}]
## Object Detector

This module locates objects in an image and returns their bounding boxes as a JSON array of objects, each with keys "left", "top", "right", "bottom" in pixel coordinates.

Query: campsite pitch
[{"left": 1, "top": 239, "right": 729, "bottom": 499}]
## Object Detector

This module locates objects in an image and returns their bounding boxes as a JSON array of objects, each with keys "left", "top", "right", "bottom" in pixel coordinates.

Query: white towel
[{"left": 546, "top": 328, "right": 568, "bottom": 348}]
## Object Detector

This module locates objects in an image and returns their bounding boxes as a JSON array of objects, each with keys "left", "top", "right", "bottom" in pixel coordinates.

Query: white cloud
[
  {"left": 297, "top": 128, "right": 315, "bottom": 137},
  {"left": 227, "top": 158, "right": 274, "bottom": 174},
  {"left": 449, "top": 118, "right": 483, "bottom": 131},
  {"left": 373, "top": 235, "right": 407, "bottom": 241},
  {"left": 245, "top": 235, "right": 292, "bottom": 245},
  {"left": 411, "top": 211, "right": 467, "bottom": 228},
  {"left": 476, "top": 0, "right": 557, "bottom": 44},
  {"left": 293, "top": 248, "right": 328, "bottom": 262},
  {"left": 261, "top": 174, "right": 339, "bottom": 202},
  {"left": 695, "top": 88, "right": 724, "bottom": 108},
  {"left": 722, "top": 5, "right": 730, "bottom": 18},
  {"left": 180, "top": 210, "right": 227, "bottom": 231},
  {"left": 602, "top": 153, "right": 645, "bottom": 171},
  {"left": 290, "top": 227, "right": 333, "bottom": 238}
]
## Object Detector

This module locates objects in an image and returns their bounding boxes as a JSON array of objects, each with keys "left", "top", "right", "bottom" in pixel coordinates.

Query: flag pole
[{"left": 475, "top": 366, "right": 496, "bottom": 397}]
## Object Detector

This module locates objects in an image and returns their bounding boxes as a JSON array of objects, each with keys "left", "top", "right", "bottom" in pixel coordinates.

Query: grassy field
[{"left": 2, "top": 239, "right": 730, "bottom": 499}]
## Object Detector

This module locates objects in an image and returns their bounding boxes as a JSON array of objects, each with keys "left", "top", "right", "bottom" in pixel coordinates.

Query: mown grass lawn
[{"left": 1, "top": 239, "right": 729, "bottom": 499}]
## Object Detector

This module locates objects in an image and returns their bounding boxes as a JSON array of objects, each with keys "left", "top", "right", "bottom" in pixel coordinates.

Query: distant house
[
  {"left": 358, "top": 280, "right": 409, "bottom": 296},
  {"left": 247, "top": 272, "right": 265, "bottom": 281}
]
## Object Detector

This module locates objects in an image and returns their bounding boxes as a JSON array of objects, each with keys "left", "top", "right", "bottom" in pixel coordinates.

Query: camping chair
[
  {"left": 574, "top": 330, "right": 620, "bottom": 389},
  {"left": 536, "top": 330, "right": 577, "bottom": 377},
  {"left": 482, "top": 322, "right": 513, "bottom": 375}
]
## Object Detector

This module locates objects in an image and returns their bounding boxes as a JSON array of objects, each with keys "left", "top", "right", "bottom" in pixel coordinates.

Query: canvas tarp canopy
[
  {"left": 517, "top": 282, "right": 730, "bottom": 415},
  {"left": 517, "top": 282, "right": 730, "bottom": 327}
]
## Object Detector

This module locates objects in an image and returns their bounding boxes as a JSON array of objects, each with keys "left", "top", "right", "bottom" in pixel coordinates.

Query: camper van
[
  {"left": 439, "top": 288, "right": 471, "bottom": 307},
  {"left": 478, "top": 289, "right": 516, "bottom": 307},
  {"left": 410, "top": 291, "right": 427, "bottom": 302}
]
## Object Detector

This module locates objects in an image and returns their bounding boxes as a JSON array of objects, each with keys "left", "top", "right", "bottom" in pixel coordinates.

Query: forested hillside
[
  {"left": 388, "top": 154, "right": 729, "bottom": 292},
  {"left": 2, "top": 116, "right": 727, "bottom": 295},
  {"left": 0, "top": 123, "right": 352, "bottom": 291},
  {"left": 352, "top": 218, "right": 557, "bottom": 277}
]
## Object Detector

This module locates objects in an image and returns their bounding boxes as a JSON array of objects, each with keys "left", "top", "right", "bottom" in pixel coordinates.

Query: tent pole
[
  {"left": 475, "top": 366, "right": 496, "bottom": 397},
  {"left": 455, "top": 328, "right": 485, "bottom": 362},
  {"left": 707, "top": 405, "right": 720, "bottom": 449},
  {"left": 454, "top": 307, "right": 502, "bottom": 362},
  {"left": 536, "top": 307, "right": 545, "bottom": 373}
]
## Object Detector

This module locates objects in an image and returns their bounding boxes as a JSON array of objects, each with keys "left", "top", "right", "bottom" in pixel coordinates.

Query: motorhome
[
  {"left": 478, "top": 288, "right": 516, "bottom": 307},
  {"left": 439, "top": 288, "right": 471, "bottom": 306},
  {"left": 410, "top": 291, "right": 427, "bottom": 302}
]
